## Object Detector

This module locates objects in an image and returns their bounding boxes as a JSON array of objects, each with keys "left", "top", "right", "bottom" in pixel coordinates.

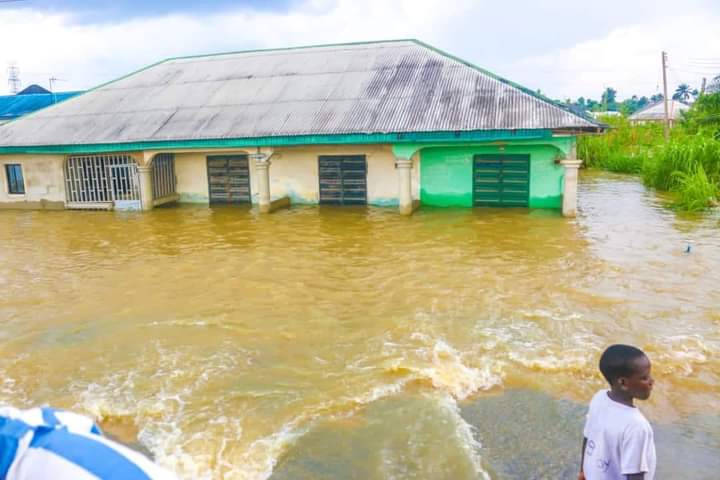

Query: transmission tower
[{"left": 7, "top": 63, "right": 21, "bottom": 94}]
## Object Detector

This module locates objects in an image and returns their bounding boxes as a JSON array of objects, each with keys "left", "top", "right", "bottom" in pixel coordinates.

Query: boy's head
[{"left": 599, "top": 344, "right": 654, "bottom": 400}]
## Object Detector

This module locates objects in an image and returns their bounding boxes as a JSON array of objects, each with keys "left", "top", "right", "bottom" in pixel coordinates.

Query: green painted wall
[{"left": 419, "top": 141, "right": 567, "bottom": 208}]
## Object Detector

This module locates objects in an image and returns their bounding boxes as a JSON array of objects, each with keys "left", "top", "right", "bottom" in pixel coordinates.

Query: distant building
[
  {"left": 628, "top": 100, "right": 689, "bottom": 126},
  {"left": 17, "top": 84, "right": 52, "bottom": 95},
  {"left": 589, "top": 111, "right": 622, "bottom": 119},
  {"left": 0, "top": 84, "right": 83, "bottom": 125}
]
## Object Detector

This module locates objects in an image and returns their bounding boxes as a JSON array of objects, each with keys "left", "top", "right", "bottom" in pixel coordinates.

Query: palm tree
[{"left": 673, "top": 84, "right": 692, "bottom": 102}]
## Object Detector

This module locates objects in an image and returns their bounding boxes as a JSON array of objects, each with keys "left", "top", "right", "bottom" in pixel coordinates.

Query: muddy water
[{"left": 0, "top": 171, "right": 718, "bottom": 479}]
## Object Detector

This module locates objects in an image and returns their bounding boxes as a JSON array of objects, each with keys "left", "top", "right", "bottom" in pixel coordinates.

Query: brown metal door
[
  {"left": 207, "top": 155, "right": 251, "bottom": 204},
  {"left": 318, "top": 155, "right": 367, "bottom": 205}
]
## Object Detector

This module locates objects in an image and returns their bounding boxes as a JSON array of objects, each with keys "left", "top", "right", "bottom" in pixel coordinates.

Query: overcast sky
[{"left": 1, "top": 0, "right": 719, "bottom": 100}]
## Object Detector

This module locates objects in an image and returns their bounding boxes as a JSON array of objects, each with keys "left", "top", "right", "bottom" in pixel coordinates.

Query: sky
[{"left": 1, "top": 0, "right": 720, "bottom": 101}]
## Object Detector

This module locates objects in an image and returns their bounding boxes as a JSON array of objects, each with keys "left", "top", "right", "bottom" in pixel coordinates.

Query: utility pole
[
  {"left": 661, "top": 51, "right": 670, "bottom": 141},
  {"left": 700, "top": 77, "right": 707, "bottom": 97},
  {"left": 7, "top": 63, "right": 21, "bottom": 94},
  {"left": 49, "top": 77, "right": 58, "bottom": 103}
]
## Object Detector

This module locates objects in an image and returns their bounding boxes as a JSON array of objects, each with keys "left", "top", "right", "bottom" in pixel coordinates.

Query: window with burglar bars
[
  {"left": 152, "top": 153, "right": 176, "bottom": 200},
  {"left": 4, "top": 164, "right": 25, "bottom": 194},
  {"left": 65, "top": 154, "right": 140, "bottom": 205}
]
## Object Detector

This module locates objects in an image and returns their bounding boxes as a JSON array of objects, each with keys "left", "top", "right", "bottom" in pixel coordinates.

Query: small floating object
[{"left": 684, "top": 243, "right": 692, "bottom": 254}]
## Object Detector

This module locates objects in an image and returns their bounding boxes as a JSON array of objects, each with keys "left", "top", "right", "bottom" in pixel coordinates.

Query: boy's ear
[{"left": 617, "top": 377, "right": 629, "bottom": 389}]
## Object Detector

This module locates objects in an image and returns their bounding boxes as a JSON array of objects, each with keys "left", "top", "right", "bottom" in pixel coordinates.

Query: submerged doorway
[
  {"left": 318, "top": 155, "right": 367, "bottom": 205},
  {"left": 206, "top": 155, "right": 251, "bottom": 204},
  {"left": 473, "top": 154, "right": 530, "bottom": 207}
]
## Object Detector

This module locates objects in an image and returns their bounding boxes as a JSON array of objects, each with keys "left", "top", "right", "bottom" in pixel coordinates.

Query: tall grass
[
  {"left": 578, "top": 116, "right": 663, "bottom": 174},
  {"left": 641, "top": 136, "right": 720, "bottom": 210},
  {"left": 578, "top": 114, "right": 720, "bottom": 211},
  {"left": 671, "top": 165, "right": 719, "bottom": 211}
]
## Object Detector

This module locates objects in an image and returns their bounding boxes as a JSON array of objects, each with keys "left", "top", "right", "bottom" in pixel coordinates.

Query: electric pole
[
  {"left": 700, "top": 77, "right": 707, "bottom": 97},
  {"left": 7, "top": 63, "right": 21, "bottom": 94},
  {"left": 661, "top": 51, "right": 670, "bottom": 141}
]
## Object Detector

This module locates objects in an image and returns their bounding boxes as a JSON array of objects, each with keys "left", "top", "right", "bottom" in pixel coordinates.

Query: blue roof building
[{"left": 0, "top": 85, "right": 82, "bottom": 124}]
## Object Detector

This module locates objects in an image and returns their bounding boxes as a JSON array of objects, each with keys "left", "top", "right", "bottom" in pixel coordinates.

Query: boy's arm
[{"left": 578, "top": 437, "right": 587, "bottom": 480}]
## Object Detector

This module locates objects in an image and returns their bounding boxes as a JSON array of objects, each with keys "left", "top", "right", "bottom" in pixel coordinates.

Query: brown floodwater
[{"left": 1, "top": 171, "right": 718, "bottom": 479}]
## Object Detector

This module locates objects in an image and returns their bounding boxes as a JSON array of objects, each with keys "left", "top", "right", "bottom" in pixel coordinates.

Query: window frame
[{"left": 4, "top": 164, "right": 25, "bottom": 195}]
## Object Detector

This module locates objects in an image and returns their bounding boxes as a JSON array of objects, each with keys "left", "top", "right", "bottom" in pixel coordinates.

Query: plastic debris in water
[{"left": 684, "top": 243, "right": 692, "bottom": 254}]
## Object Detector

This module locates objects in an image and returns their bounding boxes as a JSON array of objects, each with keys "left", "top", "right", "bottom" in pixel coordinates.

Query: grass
[
  {"left": 578, "top": 116, "right": 662, "bottom": 174},
  {"left": 670, "top": 165, "right": 719, "bottom": 211},
  {"left": 578, "top": 114, "right": 720, "bottom": 211}
]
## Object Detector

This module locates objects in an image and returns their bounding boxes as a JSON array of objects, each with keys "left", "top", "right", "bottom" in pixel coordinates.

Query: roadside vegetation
[{"left": 577, "top": 92, "right": 720, "bottom": 211}]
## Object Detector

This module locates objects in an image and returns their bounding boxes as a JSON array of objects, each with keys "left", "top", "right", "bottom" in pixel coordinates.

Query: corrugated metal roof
[
  {"left": 629, "top": 100, "right": 689, "bottom": 121},
  {"left": 0, "top": 92, "right": 82, "bottom": 122},
  {"left": 0, "top": 40, "right": 600, "bottom": 147}
]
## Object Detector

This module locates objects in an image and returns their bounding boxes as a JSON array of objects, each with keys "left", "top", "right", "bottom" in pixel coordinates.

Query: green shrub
[
  {"left": 642, "top": 136, "right": 720, "bottom": 191},
  {"left": 671, "top": 165, "right": 719, "bottom": 211},
  {"left": 681, "top": 92, "right": 720, "bottom": 138},
  {"left": 577, "top": 107, "right": 720, "bottom": 211}
]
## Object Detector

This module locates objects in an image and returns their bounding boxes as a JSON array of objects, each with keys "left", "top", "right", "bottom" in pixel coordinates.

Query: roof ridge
[{"left": 163, "top": 38, "right": 419, "bottom": 63}]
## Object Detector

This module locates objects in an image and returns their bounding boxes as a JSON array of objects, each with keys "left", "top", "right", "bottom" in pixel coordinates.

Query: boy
[{"left": 578, "top": 344, "right": 656, "bottom": 480}]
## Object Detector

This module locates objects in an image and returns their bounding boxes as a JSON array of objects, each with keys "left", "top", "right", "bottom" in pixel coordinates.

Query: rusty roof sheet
[{"left": 0, "top": 40, "right": 600, "bottom": 147}]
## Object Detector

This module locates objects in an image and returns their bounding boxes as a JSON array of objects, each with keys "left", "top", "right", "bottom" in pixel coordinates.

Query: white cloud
[
  {"left": 0, "top": 0, "right": 474, "bottom": 94},
  {"left": 499, "top": 14, "right": 720, "bottom": 101},
  {"left": 1, "top": 0, "right": 719, "bottom": 102}
]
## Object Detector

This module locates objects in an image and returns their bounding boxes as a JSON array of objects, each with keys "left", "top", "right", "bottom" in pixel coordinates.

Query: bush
[
  {"left": 671, "top": 165, "right": 719, "bottom": 211},
  {"left": 642, "top": 136, "right": 720, "bottom": 191},
  {"left": 578, "top": 109, "right": 720, "bottom": 211},
  {"left": 681, "top": 92, "right": 720, "bottom": 138},
  {"left": 578, "top": 116, "right": 663, "bottom": 173}
]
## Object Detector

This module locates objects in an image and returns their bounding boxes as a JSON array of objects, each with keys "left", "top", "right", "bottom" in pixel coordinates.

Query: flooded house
[{"left": 0, "top": 40, "right": 603, "bottom": 216}]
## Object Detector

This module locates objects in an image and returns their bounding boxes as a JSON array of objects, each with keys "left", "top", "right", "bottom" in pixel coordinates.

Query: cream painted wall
[
  {"left": 174, "top": 149, "right": 255, "bottom": 203},
  {"left": 175, "top": 152, "right": 211, "bottom": 203},
  {"left": 172, "top": 144, "right": 417, "bottom": 206},
  {"left": 0, "top": 154, "right": 65, "bottom": 206}
]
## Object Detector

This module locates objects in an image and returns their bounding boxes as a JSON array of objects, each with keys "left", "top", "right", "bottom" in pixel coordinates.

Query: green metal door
[{"left": 473, "top": 154, "right": 530, "bottom": 207}]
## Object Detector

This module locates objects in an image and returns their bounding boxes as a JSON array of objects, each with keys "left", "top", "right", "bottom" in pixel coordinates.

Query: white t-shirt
[{"left": 582, "top": 390, "right": 656, "bottom": 480}]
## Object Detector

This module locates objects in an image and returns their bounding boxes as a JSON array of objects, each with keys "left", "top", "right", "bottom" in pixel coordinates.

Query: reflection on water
[{"left": 1, "top": 171, "right": 718, "bottom": 479}]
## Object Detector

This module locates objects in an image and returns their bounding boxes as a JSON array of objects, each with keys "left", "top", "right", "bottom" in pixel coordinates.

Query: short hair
[{"left": 599, "top": 344, "right": 647, "bottom": 385}]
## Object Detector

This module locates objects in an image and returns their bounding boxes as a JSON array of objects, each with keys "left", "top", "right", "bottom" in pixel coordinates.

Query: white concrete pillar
[
  {"left": 560, "top": 158, "right": 582, "bottom": 217},
  {"left": 251, "top": 153, "right": 271, "bottom": 213},
  {"left": 396, "top": 158, "right": 413, "bottom": 215},
  {"left": 137, "top": 165, "right": 154, "bottom": 211}
]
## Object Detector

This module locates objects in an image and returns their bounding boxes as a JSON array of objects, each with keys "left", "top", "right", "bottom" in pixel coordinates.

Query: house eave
[{"left": 0, "top": 129, "right": 563, "bottom": 155}]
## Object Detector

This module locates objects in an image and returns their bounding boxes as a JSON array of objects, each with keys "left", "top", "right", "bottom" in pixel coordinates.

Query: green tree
[
  {"left": 650, "top": 93, "right": 664, "bottom": 103},
  {"left": 681, "top": 92, "right": 720, "bottom": 137},
  {"left": 673, "top": 83, "right": 693, "bottom": 102},
  {"left": 601, "top": 87, "right": 618, "bottom": 111}
]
